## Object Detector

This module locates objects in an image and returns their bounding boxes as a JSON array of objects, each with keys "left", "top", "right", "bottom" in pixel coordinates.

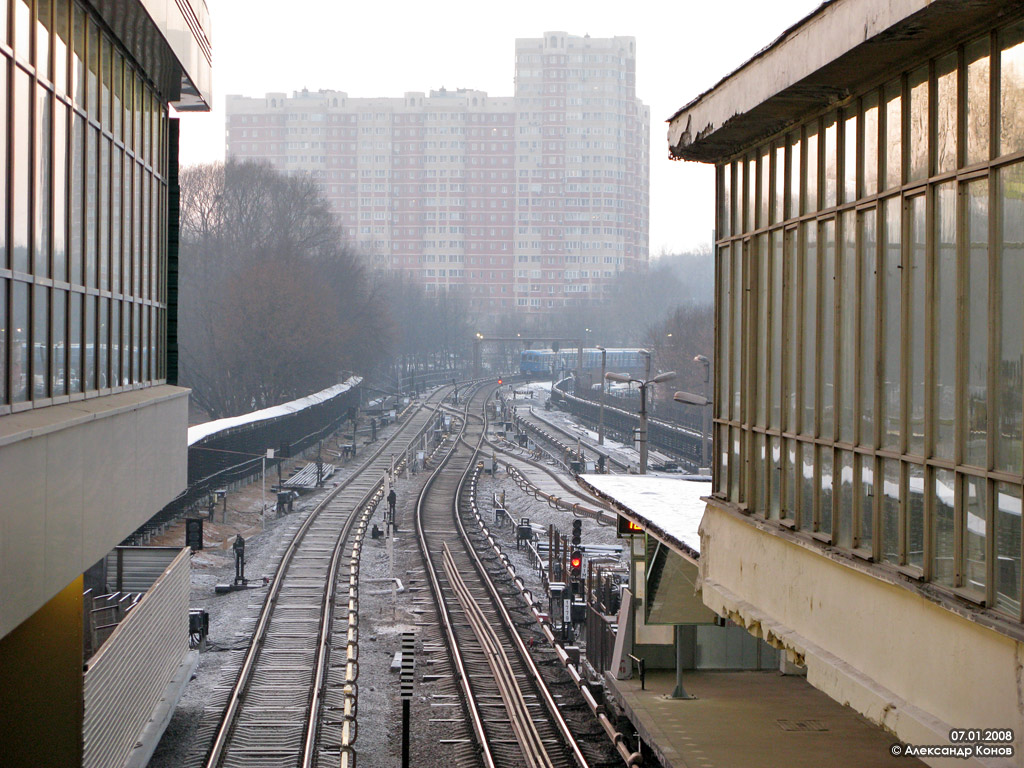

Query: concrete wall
[
  {"left": 0, "top": 385, "right": 189, "bottom": 639},
  {"left": 699, "top": 500, "right": 1024, "bottom": 763}
]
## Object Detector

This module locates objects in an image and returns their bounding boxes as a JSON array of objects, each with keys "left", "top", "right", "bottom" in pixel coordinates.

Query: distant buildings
[
  {"left": 226, "top": 32, "right": 650, "bottom": 318},
  {"left": 669, "top": 0, "right": 1024, "bottom": 757},
  {"left": 0, "top": 1, "right": 211, "bottom": 765}
]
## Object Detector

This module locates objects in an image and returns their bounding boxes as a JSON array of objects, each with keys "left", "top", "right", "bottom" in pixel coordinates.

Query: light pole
[
  {"left": 674, "top": 388, "right": 712, "bottom": 474},
  {"left": 606, "top": 369, "right": 676, "bottom": 474},
  {"left": 596, "top": 345, "right": 606, "bottom": 446}
]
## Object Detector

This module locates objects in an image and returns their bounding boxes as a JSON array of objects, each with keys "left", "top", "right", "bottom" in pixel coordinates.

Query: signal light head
[
  {"left": 570, "top": 550, "right": 583, "bottom": 571},
  {"left": 498, "top": 378, "right": 503, "bottom": 385}
]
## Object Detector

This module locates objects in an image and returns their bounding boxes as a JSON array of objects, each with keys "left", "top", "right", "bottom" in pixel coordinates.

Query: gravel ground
[{"left": 146, "top": 404, "right": 628, "bottom": 768}]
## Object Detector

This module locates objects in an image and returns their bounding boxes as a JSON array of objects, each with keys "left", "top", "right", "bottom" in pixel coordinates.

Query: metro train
[{"left": 519, "top": 348, "right": 648, "bottom": 376}]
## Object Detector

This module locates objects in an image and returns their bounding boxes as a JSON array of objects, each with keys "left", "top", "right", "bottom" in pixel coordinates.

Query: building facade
[
  {"left": 0, "top": 0, "right": 210, "bottom": 764},
  {"left": 225, "top": 32, "right": 650, "bottom": 317},
  {"left": 669, "top": 0, "right": 1024, "bottom": 759}
]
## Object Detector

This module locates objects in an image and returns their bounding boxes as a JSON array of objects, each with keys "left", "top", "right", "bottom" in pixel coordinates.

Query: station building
[
  {"left": 0, "top": 1, "right": 210, "bottom": 765},
  {"left": 668, "top": 0, "right": 1024, "bottom": 759}
]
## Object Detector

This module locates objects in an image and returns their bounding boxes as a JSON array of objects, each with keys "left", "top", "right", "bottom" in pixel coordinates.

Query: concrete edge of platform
[
  {"left": 125, "top": 650, "right": 200, "bottom": 768},
  {"left": 603, "top": 669, "right": 683, "bottom": 768}
]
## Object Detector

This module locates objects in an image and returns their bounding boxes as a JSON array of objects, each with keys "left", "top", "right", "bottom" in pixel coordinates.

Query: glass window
[
  {"left": 820, "top": 219, "right": 835, "bottom": 439},
  {"left": 801, "top": 221, "right": 817, "bottom": 436},
  {"left": 70, "top": 112, "right": 83, "bottom": 284},
  {"left": 996, "top": 162, "right": 1024, "bottom": 475},
  {"left": 837, "top": 450, "right": 854, "bottom": 548},
  {"left": 86, "top": 19, "right": 98, "bottom": 117},
  {"left": 820, "top": 447, "right": 833, "bottom": 537},
  {"left": 52, "top": 287, "right": 65, "bottom": 396},
  {"left": 54, "top": 0, "right": 68, "bottom": 96},
  {"left": 745, "top": 157, "right": 755, "bottom": 233},
  {"left": 32, "top": 285, "right": 48, "bottom": 399},
  {"left": 111, "top": 147, "right": 121, "bottom": 292},
  {"left": 756, "top": 233, "right": 768, "bottom": 427},
  {"left": 783, "top": 438, "right": 796, "bottom": 523},
  {"left": 100, "top": 34, "right": 110, "bottom": 130},
  {"left": 84, "top": 293, "right": 95, "bottom": 389},
  {"left": 112, "top": 49, "right": 122, "bottom": 141},
  {"left": 907, "top": 463, "right": 925, "bottom": 569},
  {"left": 34, "top": 87, "right": 52, "bottom": 278},
  {"left": 884, "top": 78, "right": 902, "bottom": 190},
  {"left": 13, "top": 68, "right": 31, "bottom": 273},
  {"left": 788, "top": 132, "right": 800, "bottom": 219},
  {"left": 759, "top": 148, "right": 769, "bottom": 228},
  {"left": 110, "top": 298, "right": 119, "bottom": 386},
  {"left": 804, "top": 123, "right": 819, "bottom": 214},
  {"left": 823, "top": 113, "right": 837, "bottom": 208},
  {"left": 1000, "top": 20, "right": 1024, "bottom": 157},
  {"left": 784, "top": 229, "right": 798, "bottom": 431},
  {"left": 936, "top": 53, "right": 957, "bottom": 174},
  {"left": 995, "top": 483, "right": 1022, "bottom": 617},
  {"left": 963, "top": 474, "right": 987, "bottom": 597},
  {"left": 12, "top": 281, "right": 29, "bottom": 402},
  {"left": 881, "top": 197, "right": 902, "bottom": 451},
  {"left": 85, "top": 126, "right": 97, "bottom": 288},
  {"left": 967, "top": 37, "right": 990, "bottom": 165},
  {"left": 859, "top": 455, "right": 875, "bottom": 551},
  {"left": 859, "top": 208, "right": 877, "bottom": 447},
  {"left": 730, "top": 426, "right": 741, "bottom": 503},
  {"left": 800, "top": 441, "right": 815, "bottom": 532},
  {"left": 98, "top": 296, "right": 107, "bottom": 388},
  {"left": 843, "top": 110, "right": 856, "bottom": 204},
  {"left": 718, "top": 245, "right": 730, "bottom": 420},
  {"left": 964, "top": 179, "right": 989, "bottom": 468},
  {"left": 934, "top": 182, "right": 956, "bottom": 460},
  {"left": 718, "top": 164, "right": 730, "bottom": 238},
  {"left": 838, "top": 211, "right": 856, "bottom": 443},
  {"left": 71, "top": 6, "right": 86, "bottom": 106},
  {"left": 881, "top": 458, "right": 900, "bottom": 564},
  {"left": 907, "top": 195, "right": 926, "bottom": 456},
  {"left": 773, "top": 142, "right": 784, "bottom": 225},
  {"left": 53, "top": 101, "right": 67, "bottom": 282},
  {"left": 99, "top": 138, "right": 109, "bottom": 289},
  {"left": 0, "top": 279, "right": 7, "bottom": 404},
  {"left": 15, "top": 0, "right": 30, "bottom": 56},
  {"left": 716, "top": 423, "right": 728, "bottom": 496},
  {"left": 770, "top": 230, "right": 783, "bottom": 430},
  {"left": 861, "top": 91, "right": 879, "bottom": 198},
  {"left": 753, "top": 432, "right": 765, "bottom": 514},
  {"left": 908, "top": 66, "right": 928, "bottom": 182},
  {"left": 768, "top": 436, "right": 781, "bottom": 520},
  {"left": 933, "top": 468, "right": 956, "bottom": 587},
  {"left": 36, "top": 0, "right": 52, "bottom": 84},
  {"left": 68, "top": 290, "right": 81, "bottom": 392},
  {"left": 732, "top": 245, "right": 741, "bottom": 419},
  {"left": 0, "top": 59, "right": 7, "bottom": 268}
]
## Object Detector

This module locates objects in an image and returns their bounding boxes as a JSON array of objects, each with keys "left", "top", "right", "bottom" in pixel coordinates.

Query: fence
[
  {"left": 122, "top": 380, "right": 365, "bottom": 545},
  {"left": 83, "top": 547, "right": 191, "bottom": 768}
]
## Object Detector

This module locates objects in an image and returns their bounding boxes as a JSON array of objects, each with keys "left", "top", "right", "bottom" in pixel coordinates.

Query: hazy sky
[{"left": 176, "top": 0, "right": 823, "bottom": 255}]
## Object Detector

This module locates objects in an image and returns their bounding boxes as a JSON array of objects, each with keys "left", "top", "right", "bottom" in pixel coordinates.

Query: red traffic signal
[
  {"left": 570, "top": 550, "right": 583, "bottom": 575},
  {"left": 498, "top": 378, "right": 503, "bottom": 385}
]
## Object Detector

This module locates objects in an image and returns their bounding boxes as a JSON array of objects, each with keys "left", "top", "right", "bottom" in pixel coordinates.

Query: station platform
[{"left": 605, "top": 668, "right": 921, "bottom": 768}]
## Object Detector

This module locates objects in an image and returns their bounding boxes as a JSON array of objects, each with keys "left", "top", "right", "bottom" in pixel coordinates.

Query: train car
[{"left": 519, "top": 348, "right": 647, "bottom": 376}]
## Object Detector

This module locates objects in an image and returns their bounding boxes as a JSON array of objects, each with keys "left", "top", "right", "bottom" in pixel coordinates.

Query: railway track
[
  {"left": 199, "top": 386, "right": 453, "bottom": 768},
  {"left": 415, "top": 384, "right": 592, "bottom": 768}
]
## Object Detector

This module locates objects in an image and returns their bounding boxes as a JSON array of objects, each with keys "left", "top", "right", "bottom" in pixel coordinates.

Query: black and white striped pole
[{"left": 401, "top": 631, "right": 415, "bottom": 768}]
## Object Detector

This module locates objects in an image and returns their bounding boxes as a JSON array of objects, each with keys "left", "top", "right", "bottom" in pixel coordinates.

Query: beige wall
[
  {"left": 0, "top": 386, "right": 189, "bottom": 639},
  {"left": 699, "top": 501, "right": 1023, "bottom": 766}
]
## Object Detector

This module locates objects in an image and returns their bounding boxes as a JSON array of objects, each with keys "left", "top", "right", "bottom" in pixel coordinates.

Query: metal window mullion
[
  {"left": 899, "top": 194, "right": 912, "bottom": 563},
  {"left": 984, "top": 141, "right": 998, "bottom": 600},
  {"left": 922, "top": 185, "right": 937, "bottom": 578},
  {"left": 741, "top": 237, "right": 753, "bottom": 506},
  {"left": 853, "top": 210, "right": 866, "bottom": 546}
]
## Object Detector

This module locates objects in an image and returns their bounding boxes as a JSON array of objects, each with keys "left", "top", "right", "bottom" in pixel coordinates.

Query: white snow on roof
[
  {"left": 579, "top": 474, "right": 710, "bottom": 558},
  {"left": 187, "top": 376, "right": 362, "bottom": 446}
]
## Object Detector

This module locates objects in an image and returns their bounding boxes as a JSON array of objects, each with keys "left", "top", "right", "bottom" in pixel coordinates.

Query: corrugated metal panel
[
  {"left": 83, "top": 547, "right": 191, "bottom": 768},
  {"left": 105, "top": 546, "right": 181, "bottom": 592}
]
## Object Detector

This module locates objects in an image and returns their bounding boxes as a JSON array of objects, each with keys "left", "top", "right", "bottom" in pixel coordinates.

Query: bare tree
[{"left": 178, "top": 160, "right": 380, "bottom": 418}]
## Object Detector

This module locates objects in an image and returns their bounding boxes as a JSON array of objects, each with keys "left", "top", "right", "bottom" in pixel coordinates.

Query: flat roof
[
  {"left": 578, "top": 474, "right": 708, "bottom": 561},
  {"left": 667, "top": 0, "right": 1021, "bottom": 162}
]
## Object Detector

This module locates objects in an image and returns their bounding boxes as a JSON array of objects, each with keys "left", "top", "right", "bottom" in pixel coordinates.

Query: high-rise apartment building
[{"left": 225, "top": 32, "right": 650, "bottom": 318}]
